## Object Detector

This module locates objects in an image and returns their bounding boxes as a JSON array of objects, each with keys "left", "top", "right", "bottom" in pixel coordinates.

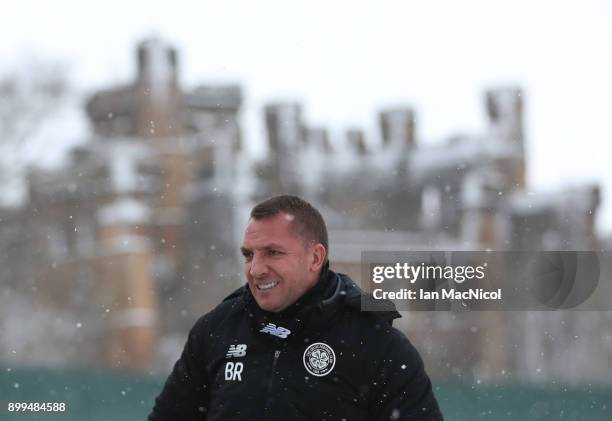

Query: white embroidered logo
[
  {"left": 259, "top": 323, "right": 291, "bottom": 338},
  {"left": 226, "top": 344, "right": 247, "bottom": 358},
  {"left": 303, "top": 342, "right": 336, "bottom": 377}
]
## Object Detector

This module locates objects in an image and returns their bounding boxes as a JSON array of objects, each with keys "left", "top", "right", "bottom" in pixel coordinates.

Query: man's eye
[
  {"left": 242, "top": 252, "right": 253, "bottom": 260},
  {"left": 268, "top": 250, "right": 282, "bottom": 256}
]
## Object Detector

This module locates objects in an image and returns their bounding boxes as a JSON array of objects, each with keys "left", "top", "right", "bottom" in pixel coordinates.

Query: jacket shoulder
[
  {"left": 334, "top": 273, "right": 422, "bottom": 369},
  {"left": 335, "top": 272, "right": 401, "bottom": 324}
]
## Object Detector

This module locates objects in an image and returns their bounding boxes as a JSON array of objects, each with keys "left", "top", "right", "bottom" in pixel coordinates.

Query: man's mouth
[{"left": 256, "top": 281, "right": 279, "bottom": 291}]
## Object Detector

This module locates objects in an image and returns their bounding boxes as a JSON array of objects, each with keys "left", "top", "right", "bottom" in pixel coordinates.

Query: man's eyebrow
[{"left": 262, "top": 243, "right": 286, "bottom": 250}]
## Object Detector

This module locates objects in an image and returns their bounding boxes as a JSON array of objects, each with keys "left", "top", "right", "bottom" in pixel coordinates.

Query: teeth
[{"left": 257, "top": 281, "right": 278, "bottom": 291}]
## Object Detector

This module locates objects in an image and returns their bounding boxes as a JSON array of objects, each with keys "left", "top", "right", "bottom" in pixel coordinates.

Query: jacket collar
[
  {"left": 243, "top": 261, "right": 337, "bottom": 342},
  {"left": 224, "top": 263, "right": 401, "bottom": 343}
]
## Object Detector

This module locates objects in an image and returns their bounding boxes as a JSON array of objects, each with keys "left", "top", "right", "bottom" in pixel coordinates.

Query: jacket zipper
[{"left": 264, "top": 349, "right": 281, "bottom": 412}]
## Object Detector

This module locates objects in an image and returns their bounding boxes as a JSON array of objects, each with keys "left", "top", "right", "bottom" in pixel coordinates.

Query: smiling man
[
  {"left": 149, "top": 195, "right": 443, "bottom": 420},
  {"left": 241, "top": 203, "right": 327, "bottom": 312}
]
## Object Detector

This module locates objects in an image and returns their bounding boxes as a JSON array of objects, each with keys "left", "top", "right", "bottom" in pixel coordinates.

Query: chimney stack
[
  {"left": 485, "top": 87, "right": 526, "bottom": 190},
  {"left": 137, "top": 38, "right": 178, "bottom": 87},
  {"left": 485, "top": 87, "right": 523, "bottom": 145},
  {"left": 346, "top": 128, "right": 367, "bottom": 155},
  {"left": 305, "top": 127, "right": 331, "bottom": 153},
  {"left": 264, "top": 103, "right": 304, "bottom": 153},
  {"left": 379, "top": 107, "right": 416, "bottom": 147}
]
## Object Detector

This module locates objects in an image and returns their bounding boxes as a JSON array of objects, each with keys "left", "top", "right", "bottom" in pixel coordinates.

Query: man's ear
[{"left": 310, "top": 243, "right": 327, "bottom": 272}]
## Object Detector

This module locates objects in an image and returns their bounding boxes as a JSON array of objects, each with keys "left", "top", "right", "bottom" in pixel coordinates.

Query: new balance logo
[
  {"left": 226, "top": 344, "right": 247, "bottom": 358},
  {"left": 259, "top": 323, "right": 291, "bottom": 338}
]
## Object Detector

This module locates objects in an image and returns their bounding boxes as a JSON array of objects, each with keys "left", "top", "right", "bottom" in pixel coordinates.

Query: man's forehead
[
  {"left": 245, "top": 213, "right": 295, "bottom": 231},
  {"left": 243, "top": 213, "right": 298, "bottom": 239},
  {"left": 249, "top": 212, "right": 295, "bottom": 223}
]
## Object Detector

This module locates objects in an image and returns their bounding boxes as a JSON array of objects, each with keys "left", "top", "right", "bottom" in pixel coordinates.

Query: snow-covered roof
[
  {"left": 407, "top": 135, "right": 520, "bottom": 182},
  {"left": 329, "top": 229, "right": 475, "bottom": 262},
  {"left": 185, "top": 85, "right": 242, "bottom": 110},
  {"left": 509, "top": 185, "right": 600, "bottom": 215}
]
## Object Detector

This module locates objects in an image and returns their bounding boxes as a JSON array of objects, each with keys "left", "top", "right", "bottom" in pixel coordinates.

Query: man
[{"left": 149, "top": 195, "right": 443, "bottom": 420}]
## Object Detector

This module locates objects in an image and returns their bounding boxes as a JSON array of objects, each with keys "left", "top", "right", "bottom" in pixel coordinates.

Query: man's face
[{"left": 241, "top": 212, "right": 321, "bottom": 312}]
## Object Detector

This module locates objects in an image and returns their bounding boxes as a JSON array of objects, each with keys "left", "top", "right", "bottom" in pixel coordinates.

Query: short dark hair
[{"left": 250, "top": 195, "right": 328, "bottom": 255}]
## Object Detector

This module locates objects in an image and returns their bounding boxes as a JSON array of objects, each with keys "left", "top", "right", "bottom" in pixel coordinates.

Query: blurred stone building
[
  {"left": 257, "top": 89, "right": 605, "bottom": 383},
  {"left": 0, "top": 38, "right": 243, "bottom": 371},
  {"left": 0, "top": 38, "right": 609, "bottom": 383}
]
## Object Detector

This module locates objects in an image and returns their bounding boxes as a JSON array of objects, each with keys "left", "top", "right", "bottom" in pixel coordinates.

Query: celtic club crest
[{"left": 303, "top": 342, "right": 336, "bottom": 377}]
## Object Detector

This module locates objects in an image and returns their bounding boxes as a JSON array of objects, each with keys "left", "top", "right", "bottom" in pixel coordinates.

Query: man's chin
[
  {"left": 253, "top": 295, "right": 288, "bottom": 313},
  {"left": 256, "top": 300, "right": 282, "bottom": 313}
]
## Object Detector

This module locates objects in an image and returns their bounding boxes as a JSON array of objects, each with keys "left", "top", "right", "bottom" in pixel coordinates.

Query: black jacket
[{"left": 149, "top": 265, "right": 443, "bottom": 420}]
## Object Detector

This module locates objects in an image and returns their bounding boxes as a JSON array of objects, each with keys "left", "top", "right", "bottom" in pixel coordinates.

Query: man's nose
[{"left": 249, "top": 254, "right": 268, "bottom": 278}]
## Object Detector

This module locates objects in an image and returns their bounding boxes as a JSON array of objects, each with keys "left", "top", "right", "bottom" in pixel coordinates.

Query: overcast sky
[{"left": 3, "top": 0, "right": 612, "bottom": 234}]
